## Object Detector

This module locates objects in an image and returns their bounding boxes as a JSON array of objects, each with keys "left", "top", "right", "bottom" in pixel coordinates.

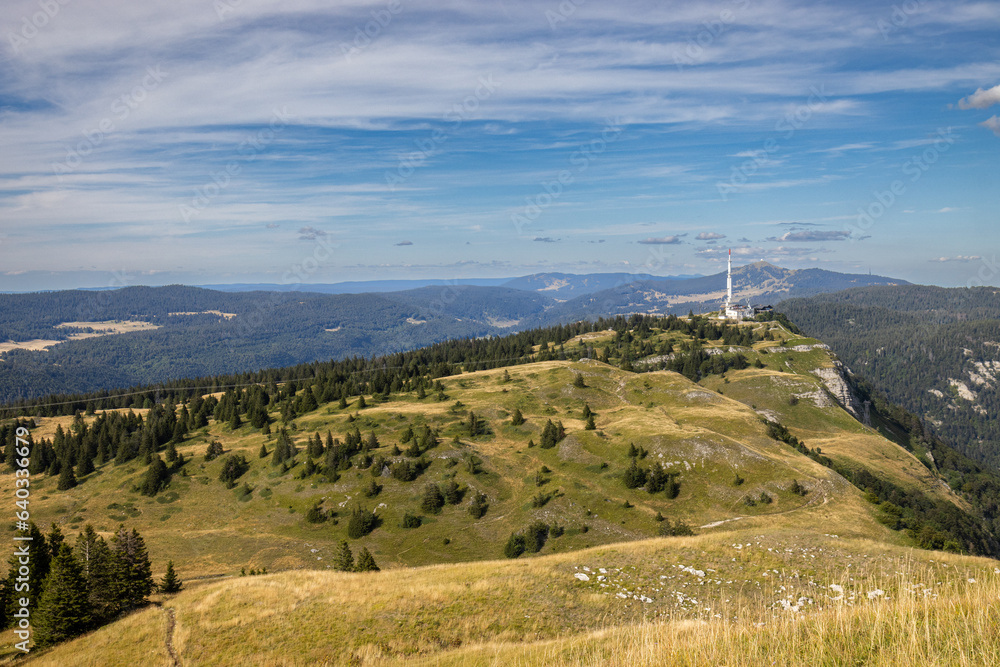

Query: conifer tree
[
  {"left": 110, "top": 526, "right": 154, "bottom": 611},
  {"left": 355, "top": 547, "right": 379, "bottom": 572},
  {"left": 33, "top": 544, "right": 91, "bottom": 647},
  {"left": 584, "top": 414, "right": 596, "bottom": 430},
  {"left": 57, "top": 461, "right": 77, "bottom": 490},
  {"left": 334, "top": 541, "right": 354, "bottom": 571},
  {"left": 258, "top": 444, "right": 268, "bottom": 458},
  {"left": 511, "top": 408, "right": 525, "bottom": 426},
  {"left": 421, "top": 484, "right": 445, "bottom": 514},
  {"left": 140, "top": 455, "right": 169, "bottom": 496},
  {"left": 159, "top": 561, "right": 182, "bottom": 593}
]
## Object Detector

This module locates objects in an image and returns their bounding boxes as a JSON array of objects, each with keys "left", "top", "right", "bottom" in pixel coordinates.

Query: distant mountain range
[
  {"left": 190, "top": 271, "right": 704, "bottom": 299},
  {"left": 0, "top": 264, "right": 905, "bottom": 401}
]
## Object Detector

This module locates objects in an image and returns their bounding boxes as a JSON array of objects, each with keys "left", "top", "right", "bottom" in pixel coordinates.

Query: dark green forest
[{"left": 781, "top": 285, "right": 1000, "bottom": 468}]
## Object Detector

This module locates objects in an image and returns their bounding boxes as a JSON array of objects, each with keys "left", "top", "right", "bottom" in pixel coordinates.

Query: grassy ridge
[{"left": 22, "top": 531, "right": 1000, "bottom": 665}]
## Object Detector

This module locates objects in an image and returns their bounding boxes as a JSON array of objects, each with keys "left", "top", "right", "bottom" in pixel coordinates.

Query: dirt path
[
  {"left": 699, "top": 486, "right": 829, "bottom": 529},
  {"left": 164, "top": 607, "right": 181, "bottom": 666}
]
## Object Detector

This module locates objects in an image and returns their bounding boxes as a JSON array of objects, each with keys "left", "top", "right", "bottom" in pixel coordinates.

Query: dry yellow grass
[{"left": 20, "top": 533, "right": 1000, "bottom": 666}]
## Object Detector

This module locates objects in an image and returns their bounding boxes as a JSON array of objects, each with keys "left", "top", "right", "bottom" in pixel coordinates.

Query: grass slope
[{"left": 2, "top": 320, "right": 989, "bottom": 663}]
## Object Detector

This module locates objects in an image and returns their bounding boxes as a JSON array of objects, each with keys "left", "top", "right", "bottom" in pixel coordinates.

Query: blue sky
[{"left": 1, "top": 0, "right": 998, "bottom": 291}]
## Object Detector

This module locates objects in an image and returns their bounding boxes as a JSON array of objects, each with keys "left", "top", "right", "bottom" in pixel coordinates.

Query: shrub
[
  {"left": 420, "top": 484, "right": 446, "bottom": 514},
  {"left": 524, "top": 521, "right": 550, "bottom": 553},
  {"left": 503, "top": 533, "right": 526, "bottom": 558},
  {"left": 305, "top": 501, "right": 326, "bottom": 523},
  {"left": 347, "top": 506, "right": 378, "bottom": 538},
  {"left": 623, "top": 458, "right": 647, "bottom": 489},
  {"left": 363, "top": 479, "right": 382, "bottom": 498},
  {"left": 218, "top": 454, "right": 250, "bottom": 488},
  {"left": 401, "top": 512, "right": 422, "bottom": 529},
  {"left": 205, "top": 440, "right": 224, "bottom": 461},
  {"left": 443, "top": 480, "right": 464, "bottom": 505},
  {"left": 531, "top": 492, "right": 551, "bottom": 508},
  {"left": 658, "top": 519, "right": 695, "bottom": 537},
  {"left": 468, "top": 493, "right": 489, "bottom": 519}
]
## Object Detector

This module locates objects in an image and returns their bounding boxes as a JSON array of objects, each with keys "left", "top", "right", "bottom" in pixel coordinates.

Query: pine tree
[
  {"left": 334, "top": 541, "right": 354, "bottom": 571},
  {"left": 511, "top": 408, "right": 525, "bottom": 426},
  {"left": 355, "top": 547, "right": 379, "bottom": 572},
  {"left": 584, "top": 414, "right": 596, "bottom": 430},
  {"left": 110, "top": 526, "right": 154, "bottom": 611},
  {"left": 258, "top": 444, "right": 268, "bottom": 458},
  {"left": 74, "top": 524, "right": 119, "bottom": 623},
  {"left": 33, "top": 544, "right": 91, "bottom": 647},
  {"left": 160, "top": 561, "right": 182, "bottom": 593},
  {"left": 57, "top": 461, "right": 77, "bottom": 490},
  {"left": 140, "top": 455, "right": 169, "bottom": 496},
  {"left": 421, "top": 484, "right": 445, "bottom": 514}
]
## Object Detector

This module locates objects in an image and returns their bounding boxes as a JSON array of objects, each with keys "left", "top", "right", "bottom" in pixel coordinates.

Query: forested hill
[
  {"left": 0, "top": 265, "right": 906, "bottom": 402},
  {"left": 780, "top": 285, "right": 1000, "bottom": 468},
  {"left": 0, "top": 285, "right": 554, "bottom": 402}
]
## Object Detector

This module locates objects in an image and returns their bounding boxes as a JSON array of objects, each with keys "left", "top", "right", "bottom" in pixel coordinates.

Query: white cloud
[
  {"left": 696, "top": 232, "right": 726, "bottom": 240},
  {"left": 931, "top": 255, "right": 981, "bottom": 262},
  {"left": 638, "top": 236, "right": 682, "bottom": 245},
  {"left": 981, "top": 115, "right": 1000, "bottom": 136},
  {"left": 958, "top": 84, "right": 1000, "bottom": 109}
]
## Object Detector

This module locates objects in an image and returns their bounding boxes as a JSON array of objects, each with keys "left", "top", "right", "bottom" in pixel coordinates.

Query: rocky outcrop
[{"left": 812, "top": 361, "right": 862, "bottom": 417}]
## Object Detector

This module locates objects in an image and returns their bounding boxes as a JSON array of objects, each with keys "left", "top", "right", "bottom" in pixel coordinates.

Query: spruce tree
[
  {"left": 159, "top": 561, "right": 182, "bottom": 593},
  {"left": 57, "top": 461, "right": 77, "bottom": 490},
  {"left": 33, "top": 544, "right": 91, "bottom": 648},
  {"left": 355, "top": 547, "right": 379, "bottom": 572},
  {"left": 110, "top": 526, "right": 154, "bottom": 611},
  {"left": 511, "top": 408, "right": 525, "bottom": 426},
  {"left": 421, "top": 484, "right": 445, "bottom": 514},
  {"left": 140, "top": 455, "right": 168, "bottom": 496},
  {"left": 334, "top": 541, "right": 354, "bottom": 571}
]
